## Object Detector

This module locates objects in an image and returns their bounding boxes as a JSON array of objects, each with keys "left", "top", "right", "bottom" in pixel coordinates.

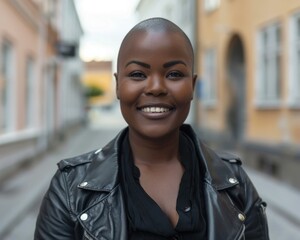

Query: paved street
[
  {"left": 1, "top": 107, "right": 300, "bottom": 239},
  {"left": 1, "top": 126, "right": 123, "bottom": 240}
]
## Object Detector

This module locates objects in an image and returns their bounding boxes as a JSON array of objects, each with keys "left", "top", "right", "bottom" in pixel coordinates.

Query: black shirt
[{"left": 119, "top": 130, "right": 207, "bottom": 239}]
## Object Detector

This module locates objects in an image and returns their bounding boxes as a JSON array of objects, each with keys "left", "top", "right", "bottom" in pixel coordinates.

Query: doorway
[{"left": 225, "top": 34, "right": 246, "bottom": 142}]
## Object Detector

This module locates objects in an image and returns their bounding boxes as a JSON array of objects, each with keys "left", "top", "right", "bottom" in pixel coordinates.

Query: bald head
[{"left": 116, "top": 17, "right": 194, "bottom": 72}]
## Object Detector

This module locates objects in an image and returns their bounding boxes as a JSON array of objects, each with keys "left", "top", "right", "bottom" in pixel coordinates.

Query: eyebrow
[
  {"left": 163, "top": 60, "right": 187, "bottom": 68},
  {"left": 126, "top": 60, "right": 150, "bottom": 69}
]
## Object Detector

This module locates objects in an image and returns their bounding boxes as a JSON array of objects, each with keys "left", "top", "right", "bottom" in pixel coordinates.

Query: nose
[{"left": 144, "top": 75, "right": 167, "bottom": 96}]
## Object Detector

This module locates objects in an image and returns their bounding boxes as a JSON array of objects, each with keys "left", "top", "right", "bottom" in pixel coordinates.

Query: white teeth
[{"left": 141, "top": 107, "right": 170, "bottom": 113}]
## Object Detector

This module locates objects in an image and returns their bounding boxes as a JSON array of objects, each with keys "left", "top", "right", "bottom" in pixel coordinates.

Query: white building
[
  {"left": 56, "top": 0, "right": 85, "bottom": 132},
  {"left": 40, "top": 0, "right": 85, "bottom": 146},
  {"left": 136, "top": 0, "right": 197, "bottom": 47}
]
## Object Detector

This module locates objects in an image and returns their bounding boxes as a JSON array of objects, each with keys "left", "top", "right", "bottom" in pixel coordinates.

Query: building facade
[
  {"left": 0, "top": 0, "right": 84, "bottom": 178},
  {"left": 197, "top": 0, "right": 300, "bottom": 187},
  {"left": 0, "top": 0, "right": 45, "bottom": 176}
]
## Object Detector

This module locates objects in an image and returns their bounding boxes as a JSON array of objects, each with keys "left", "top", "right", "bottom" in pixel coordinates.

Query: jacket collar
[
  {"left": 180, "top": 125, "right": 245, "bottom": 240},
  {"left": 78, "top": 128, "right": 127, "bottom": 192},
  {"left": 79, "top": 125, "right": 238, "bottom": 192},
  {"left": 179, "top": 124, "right": 239, "bottom": 190}
]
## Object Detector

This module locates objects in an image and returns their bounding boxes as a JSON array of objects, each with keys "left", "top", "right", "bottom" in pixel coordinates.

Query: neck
[{"left": 128, "top": 128, "right": 180, "bottom": 166}]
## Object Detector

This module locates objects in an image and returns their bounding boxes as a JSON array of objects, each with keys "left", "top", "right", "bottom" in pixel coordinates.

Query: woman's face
[{"left": 115, "top": 30, "right": 196, "bottom": 139}]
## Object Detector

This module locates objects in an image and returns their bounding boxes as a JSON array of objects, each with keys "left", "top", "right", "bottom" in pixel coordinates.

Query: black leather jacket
[{"left": 35, "top": 125, "right": 269, "bottom": 240}]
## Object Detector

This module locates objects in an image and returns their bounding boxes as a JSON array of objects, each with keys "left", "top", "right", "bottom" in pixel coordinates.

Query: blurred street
[{"left": 0, "top": 107, "right": 299, "bottom": 240}]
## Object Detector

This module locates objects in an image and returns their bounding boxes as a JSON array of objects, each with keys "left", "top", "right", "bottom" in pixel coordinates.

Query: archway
[{"left": 225, "top": 34, "right": 246, "bottom": 142}]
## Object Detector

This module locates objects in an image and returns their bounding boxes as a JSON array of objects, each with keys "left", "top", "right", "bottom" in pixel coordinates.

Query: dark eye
[
  {"left": 129, "top": 71, "right": 146, "bottom": 80},
  {"left": 167, "top": 71, "right": 184, "bottom": 80}
]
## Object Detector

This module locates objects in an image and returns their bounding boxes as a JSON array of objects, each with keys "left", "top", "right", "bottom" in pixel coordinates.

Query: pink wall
[{"left": 0, "top": 0, "right": 43, "bottom": 131}]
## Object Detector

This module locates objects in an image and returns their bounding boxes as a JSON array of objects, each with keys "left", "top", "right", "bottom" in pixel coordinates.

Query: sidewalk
[{"left": 0, "top": 126, "right": 122, "bottom": 238}]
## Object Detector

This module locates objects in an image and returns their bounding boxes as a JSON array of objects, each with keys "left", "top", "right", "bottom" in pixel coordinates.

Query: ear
[
  {"left": 114, "top": 73, "right": 120, "bottom": 99},
  {"left": 191, "top": 74, "right": 197, "bottom": 100}
]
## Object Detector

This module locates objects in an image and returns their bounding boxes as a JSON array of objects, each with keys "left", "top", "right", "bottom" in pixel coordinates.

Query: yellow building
[
  {"left": 197, "top": 0, "right": 300, "bottom": 187},
  {"left": 82, "top": 61, "right": 115, "bottom": 106}
]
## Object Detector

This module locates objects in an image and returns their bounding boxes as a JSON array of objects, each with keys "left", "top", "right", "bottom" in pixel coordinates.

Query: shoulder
[
  {"left": 57, "top": 148, "right": 101, "bottom": 171},
  {"left": 56, "top": 128, "right": 127, "bottom": 173},
  {"left": 48, "top": 149, "right": 102, "bottom": 192},
  {"left": 200, "top": 141, "right": 242, "bottom": 166},
  {"left": 180, "top": 124, "right": 242, "bottom": 166},
  {"left": 215, "top": 150, "right": 242, "bottom": 165},
  {"left": 45, "top": 149, "right": 101, "bottom": 194}
]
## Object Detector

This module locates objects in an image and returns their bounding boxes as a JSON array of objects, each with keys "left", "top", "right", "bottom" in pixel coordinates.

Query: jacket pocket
[{"left": 258, "top": 201, "right": 270, "bottom": 240}]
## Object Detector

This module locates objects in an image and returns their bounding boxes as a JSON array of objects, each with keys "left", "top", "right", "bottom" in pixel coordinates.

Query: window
[
  {"left": 288, "top": 12, "right": 300, "bottom": 107},
  {"left": 204, "top": 0, "right": 220, "bottom": 12},
  {"left": 202, "top": 48, "right": 217, "bottom": 106},
  {"left": 256, "top": 23, "right": 282, "bottom": 106},
  {"left": 25, "top": 56, "right": 36, "bottom": 127},
  {"left": 0, "top": 40, "right": 15, "bottom": 133}
]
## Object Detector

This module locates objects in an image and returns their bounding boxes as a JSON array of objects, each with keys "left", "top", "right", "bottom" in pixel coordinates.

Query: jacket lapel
[
  {"left": 182, "top": 125, "right": 245, "bottom": 240},
  {"left": 76, "top": 129, "right": 128, "bottom": 240},
  {"left": 204, "top": 183, "right": 245, "bottom": 240},
  {"left": 77, "top": 185, "right": 128, "bottom": 240},
  {"left": 202, "top": 147, "right": 246, "bottom": 240}
]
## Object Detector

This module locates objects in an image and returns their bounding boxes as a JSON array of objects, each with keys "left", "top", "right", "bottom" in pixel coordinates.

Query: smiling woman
[
  {"left": 34, "top": 18, "right": 270, "bottom": 240},
  {"left": 115, "top": 22, "right": 196, "bottom": 140}
]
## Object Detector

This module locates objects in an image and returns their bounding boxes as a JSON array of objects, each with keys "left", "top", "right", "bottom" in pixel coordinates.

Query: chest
[
  {"left": 138, "top": 162, "right": 184, "bottom": 227},
  {"left": 77, "top": 180, "right": 245, "bottom": 240}
]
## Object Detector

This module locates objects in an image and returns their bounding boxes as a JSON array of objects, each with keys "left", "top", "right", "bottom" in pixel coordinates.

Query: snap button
[
  {"left": 229, "top": 159, "right": 238, "bottom": 163},
  {"left": 95, "top": 148, "right": 102, "bottom": 154},
  {"left": 228, "top": 177, "right": 237, "bottom": 184},
  {"left": 80, "top": 182, "right": 88, "bottom": 187},
  {"left": 238, "top": 213, "right": 245, "bottom": 221},
  {"left": 184, "top": 206, "right": 191, "bottom": 212},
  {"left": 80, "top": 213, "right": 88, "bottom": 221}
]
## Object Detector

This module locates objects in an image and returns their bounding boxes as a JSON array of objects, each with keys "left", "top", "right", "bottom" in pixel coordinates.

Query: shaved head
[{"left": 116, "top": 17, "right": 194, "bottom": 72}]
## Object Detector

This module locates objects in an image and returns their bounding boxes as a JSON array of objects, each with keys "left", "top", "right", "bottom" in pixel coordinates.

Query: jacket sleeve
[
  {"left": 238, "top": 167, "right": 270, "bottom": 240},
  {"left": 34, "top": 169, "right": 76, "bottom": 240}
]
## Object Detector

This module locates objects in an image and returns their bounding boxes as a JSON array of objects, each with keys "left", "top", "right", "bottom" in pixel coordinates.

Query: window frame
[
  {"left": 255, "top": 22, "right": 282, "bottom": 108},
  {"left": 0, "top": 39, "right": 16, "bottom": 133},
  {"left": 25, "top": 55, "right": 37, "bottom": 128},
  {"left": 204, "top": 0, "right": 220, "bottom": 13},
  {"left": 288, "top": 12, "right": 300, "bottom": 108},
  {"left": 202, "top": 48, "right": 218, "bottom": 107}
]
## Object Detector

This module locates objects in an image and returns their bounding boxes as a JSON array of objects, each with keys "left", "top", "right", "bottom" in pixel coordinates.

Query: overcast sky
[{"left": 74, "top": 0, "right": 140, "bottom": 61}]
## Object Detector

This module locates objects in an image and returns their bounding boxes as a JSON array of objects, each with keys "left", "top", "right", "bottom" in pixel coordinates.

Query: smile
[{"left": 140, "top": 107, "right": 171, "bottom": 113}]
